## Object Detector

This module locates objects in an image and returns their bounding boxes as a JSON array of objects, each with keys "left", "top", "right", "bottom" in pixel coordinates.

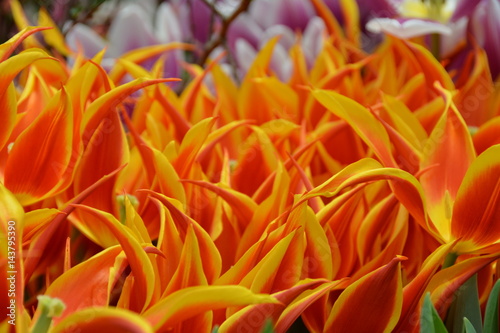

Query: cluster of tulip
[{"left": 1, "top": 0, "right": 500, "bottom": 332}]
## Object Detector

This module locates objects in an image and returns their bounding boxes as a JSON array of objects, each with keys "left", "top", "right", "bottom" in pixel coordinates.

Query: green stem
[
  {"left": 430, "top": 33, "right": 441, "bottom": 61},
  {"left": 31, "top": 313, "right": 52, "bottom": 333},
  {"left": 31, "top": 296, "right": 65, "bottom": 333},
  {"left": 428, "top": 0, "right": 444, "bottom": 60},
  {"left": 442, "top": 252, "right": 458, "bottom": 269}
]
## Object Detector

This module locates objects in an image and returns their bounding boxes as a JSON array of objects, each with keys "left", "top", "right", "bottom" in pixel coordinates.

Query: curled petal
[
  {"left": 313, "top": 89, "right": 396, "bottom": 167},
  {"left": 51, "top": 307, "right": 154, "bottom": 333},
  {"left": 143, "top": 285, "right": 278, "bottom": 331}
]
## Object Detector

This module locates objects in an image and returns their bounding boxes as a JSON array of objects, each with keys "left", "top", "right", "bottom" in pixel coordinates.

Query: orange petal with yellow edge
[
  {"left": 70, "top": 205, "right": 157, "bottom": 312},
  {"left": 275, "top": 279, "right": 348, "bottom": 332},
  {"left": 0, "top": 26, "right": 49, "bottom": 61},
  {"left": 73, "top": 110, "right": 128, "bottom": 217},
  {"left": 426, "top": 253, "right": 500, "bottom": 318},
  {"left": 324, "top": 256, "right": 406, "bottom": 333},
  {"left": 313, "top": 89, "right": 397, "bottom": 167},
  {"left": 420, "top": 86, "right": 476, "bottom": 242},
  {"left": 143, "top": 285, "right": 278, "bottom": 331},
  {"left": 0, "top": 48, "right": 53, "bottom": 96},
  {"left": 144, "top": 191, "right": 222, "bottom": 283},
  {"left": 395, "top": 241, "right": 457, "bottom": 332},
  {"left": 451, "top": 144, "right": 500, "bottom": 252},
  {"left": 219, "top": 279, "right": 336, "bottom": 332},
  {"left": 163, "top": 225, "right": 208, "bottom": 295},
  {"left": 297, "top": 158, "right": 428, "bottom": 230},
  {"left": 4, "top": 87, "right": 76, "bottom": 205},
  {"left": 473, "top": 117, "right": 500, "bottom": 154},
  {"left": 42, "top": 246, "right": 124, "bottom": 324},
  {"left": 174, "top": 117, "right": 217, "bottom": 178},
  {"left": 180, "top": 179, "right": 257, "bottom": 225},
  {"left": 23, "top": 166, "right": 124, "bottom": 281},
  {"left": 82, "top": 78, "right": 181, "bottom": 142},
  {"left": 0, "top": 83, "right": 17, "bottom": 152}
]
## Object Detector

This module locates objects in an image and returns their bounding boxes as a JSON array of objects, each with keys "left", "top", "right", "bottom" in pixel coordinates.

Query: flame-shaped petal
[
  {"left": 451, "top": 144, "right": 500, "bottom": 252},
  {"left": 420, "top": 86, "right": 476, "bottom": 242},
  {"left": 41, "top": 246, "right": 124, "bottom": 323},
  {"left": 324, "top": 256, "right": 406, "bottom": 332},
  {"left": 70, "top": 205, "right": 157, "bottom": 312},
  {"left": 5, "top": 87, "right": 77, "bottom": 205}
]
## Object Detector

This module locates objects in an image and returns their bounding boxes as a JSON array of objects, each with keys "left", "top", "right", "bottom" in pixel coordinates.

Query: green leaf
[
  {"left": 445, "top": 274, "right": 482, "bottom": 333},
  {"left": 421, "top": 292, "right": 448, "bottom": 333},
  {"left": 484, "top": 279, "right": 500, "bottom": 333},
  {"left": 464, "top": 318, "right": 477, "bottom": 333},
  {"left": 211, "top": 325, "right": 219, "bottom": 333}
]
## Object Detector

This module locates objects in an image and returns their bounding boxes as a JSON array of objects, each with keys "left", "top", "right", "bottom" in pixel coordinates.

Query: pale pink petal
[
  {"left": 275, "top": 0, "right": 316, "bottom": 30},
  {"left": 136, "top": 0, "right": 157, "bottom": 16},
  {"left": 263, "top": 25, "right": 295, "bottom": 50},
  {"left": 235, "top": 39, "right": 257, "bottom": 74},
  {"left": 270, "top": 43, "right": 293, "bottom": 82},
  {"left": 250, "top": 0, "right": 280, "bottom": 29},
  {"left": 215, "top": 0, "right": 241, "bottom": 18},
  {"left": 366, "top": 18, "right": 452, "bottom": 39},
  {"left": 302, "top": 17, "right": 326, "bottom": 68},
  {"left": 155, "top": 2, "right": 183, "bottom": 43},
  {"left": 88, "top": 0, "right": 120, "bottom": 25},
  {"left": 107, "top": 4, "right": 157, "bottom": 57},
  {"left": 66, "top": 23, "right": 107, "bottom": 58},
  {"left": 452, "top": 0, "right": 482, "bottom": 21},
  {"left": 228, "top": 13, "right": 265, "bottom": 52},
  {"left": 189, "top": 0, "right": 214, "bottom": 43},
  {"left": 472, "top": 0, "right": 500, "bottom": 78},
  {"left": 440, "top": 17, "right": 467, "bottom": 57}
]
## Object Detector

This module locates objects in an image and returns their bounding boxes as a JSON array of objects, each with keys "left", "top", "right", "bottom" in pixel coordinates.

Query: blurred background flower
[
  {"left": 364, "top": 0, "right": 500, "bottom": 79},
  {"left": 1, "top": 0, "right": 499, "bottom": 82}
]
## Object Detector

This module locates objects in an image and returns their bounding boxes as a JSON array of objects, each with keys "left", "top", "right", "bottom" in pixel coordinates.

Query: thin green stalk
[
  {"left": 442, "top": 252, "right": 458, "bottom": 269},
  {"left": 31, "top": 296, "right": 65, "bottom": 333},
  {"left": 430, "top": 33, "right": 441, "bottom": 61}
]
